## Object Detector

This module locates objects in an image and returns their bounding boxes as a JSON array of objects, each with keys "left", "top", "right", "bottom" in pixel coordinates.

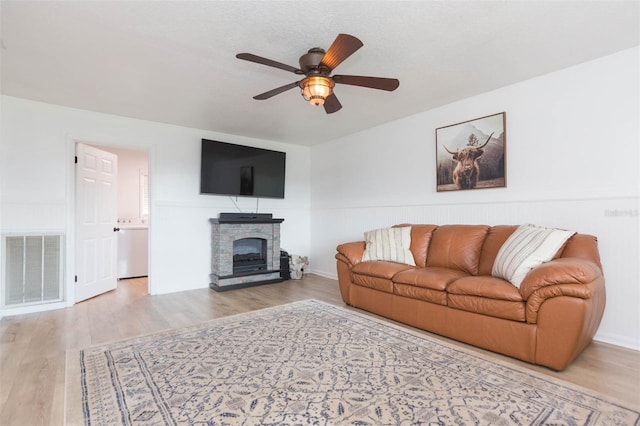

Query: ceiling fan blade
[
  {"left": 253, "top": 81, "right": 300, "bottom": 100},
  {"left": 320, "top": 34, "right": 363, "bottom": 71},
  {"left": 236, "top": 53, "right": 304, "bottom": 74},
  {"left": 323, "top": 93, "right": 342, "bottom": 114},
  {"left": 333, "top": 75, "right": 400, "bottom": 91}
]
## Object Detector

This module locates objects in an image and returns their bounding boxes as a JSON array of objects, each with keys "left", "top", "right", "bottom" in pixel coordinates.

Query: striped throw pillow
[
  {"left": 362, "top": 227, "right": 416, "bottom": 266},
  {"left": 492, "top": 224, "right": 575, "bottom": 288}
]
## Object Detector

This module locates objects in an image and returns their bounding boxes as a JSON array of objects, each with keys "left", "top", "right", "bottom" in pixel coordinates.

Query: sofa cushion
[
  {"left": 447, "top": 276, "right": 526, "bottom": 322},
  {"left": 362, "top": 227, "right": 416, "bottom": 265},
  {"left": 351, "top": 261, "right": 414, "bottom": 294},
  {"left": 352, "top": 260, "right": 414, "bottom": 280},
  {"left": 394, "top": 284, "right": 447, "bottom": 305},
  {"left": 351, "top": 260, "right": 415, "bottom": 281},
  {"left": 448, "top": 294, "right": 526, "bottom": 322},
  {"left": 426, "top": 225, "right": 490, "bottom": 275},
  {"left": 352, "top": 274, "right": 394, "bottom": 293},
  {"left": 393, "top": 267, "right": 468, "bottom": 291},
  {"left": 447, "top": 276, "right": 523, "bottom": 301},
  {"left": 393, "top": 224, "right": 438, "bottom": 268},
  {"left": 477, "top": 225, "right": 518, "bottom": 276},
  {"left": 492, "top": 224, "right": 576, "bottom": 288}
]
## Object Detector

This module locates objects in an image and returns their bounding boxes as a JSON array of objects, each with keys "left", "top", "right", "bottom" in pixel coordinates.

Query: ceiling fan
[{"left": 236, "top": 34, "right": 399, "bottom": 114}]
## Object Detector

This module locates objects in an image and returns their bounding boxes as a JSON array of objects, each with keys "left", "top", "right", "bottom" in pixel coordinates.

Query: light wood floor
[{"left": 1, "top": 275, "right": 638, "bottom": 425}]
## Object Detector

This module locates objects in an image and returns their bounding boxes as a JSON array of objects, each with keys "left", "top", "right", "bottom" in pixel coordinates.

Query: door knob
[{"left": 114, "top": 227, "right": 120, "bottom": 232}]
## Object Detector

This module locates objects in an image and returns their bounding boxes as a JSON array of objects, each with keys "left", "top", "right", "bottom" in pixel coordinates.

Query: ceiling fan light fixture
[
  {"left": 237, "top": 34, "right": 398, "bottom": 114},
  {"left": 300, "top": 76, "right": 334, "bottom": 106}
]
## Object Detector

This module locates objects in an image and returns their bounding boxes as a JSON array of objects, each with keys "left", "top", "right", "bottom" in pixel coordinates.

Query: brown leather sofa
[{"left": 335, "top": 224, "right": 606, "bottom": 371}]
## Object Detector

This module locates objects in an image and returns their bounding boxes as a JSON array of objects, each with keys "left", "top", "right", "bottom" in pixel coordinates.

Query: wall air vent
[{"left": 2, "top": 234, "right": 64, "bottom": 308}]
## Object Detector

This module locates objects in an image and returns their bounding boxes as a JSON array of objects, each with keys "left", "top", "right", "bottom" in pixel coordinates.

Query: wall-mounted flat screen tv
[{"left": 200, "top": 139, "right": 286, "bottom": 199}]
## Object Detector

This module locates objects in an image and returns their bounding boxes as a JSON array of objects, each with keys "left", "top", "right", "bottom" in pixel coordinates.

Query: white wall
[
  {"left": 100, "top": 146, "right": 148, "bottom": 224},
  {"left": 0, "top": 97, "right": 311, "bottom": 304},
  {"left": 310, "top": 47, "right": 640, "bottom": 350}
]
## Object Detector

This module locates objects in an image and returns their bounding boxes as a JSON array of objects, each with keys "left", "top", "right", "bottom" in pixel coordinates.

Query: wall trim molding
[{"left": 312, "top": 194, "right": 639, "bottom": 212}]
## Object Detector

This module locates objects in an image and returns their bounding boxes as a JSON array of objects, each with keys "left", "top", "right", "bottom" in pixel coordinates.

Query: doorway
[{"left": 74, "top": 143, "right": 150, "bottom": 302}]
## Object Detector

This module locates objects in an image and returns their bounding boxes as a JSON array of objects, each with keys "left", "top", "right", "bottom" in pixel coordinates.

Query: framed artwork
[{"left": 436, "top": 112, "right": 506, "bottom": 192}]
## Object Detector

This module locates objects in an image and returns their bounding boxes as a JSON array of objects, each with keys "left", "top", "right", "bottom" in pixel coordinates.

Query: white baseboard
[
  {"left": 594, "top": 331, "right": 640, "bottom": 351},
  {"left": 308, "top": 269, "right": 337, "bottom": 280},
  {"left": 1, "top": 301, "right": 68, "bottom": 317}
]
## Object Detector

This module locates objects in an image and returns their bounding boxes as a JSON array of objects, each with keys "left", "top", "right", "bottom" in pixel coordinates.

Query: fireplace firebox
[{"left": 233, "top": 238, "right": 268, "bottom": 274}]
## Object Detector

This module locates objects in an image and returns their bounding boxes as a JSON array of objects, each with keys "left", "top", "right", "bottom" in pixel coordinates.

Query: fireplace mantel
[
  {"left": 210, "top": 218, "right": 285, "bottom": 225},
  {"left": 213, "top": 212, "right": 284, "bottom": 224}
]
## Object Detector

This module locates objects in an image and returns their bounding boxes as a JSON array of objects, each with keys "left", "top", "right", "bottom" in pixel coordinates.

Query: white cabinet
[{"left": 117, "top": 227, "right": 148, "bottom": 279}]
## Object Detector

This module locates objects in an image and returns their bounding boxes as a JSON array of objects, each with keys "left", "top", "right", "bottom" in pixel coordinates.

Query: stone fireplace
[{"left": 209, "top": 215, "right": 285, "bottom": 291}]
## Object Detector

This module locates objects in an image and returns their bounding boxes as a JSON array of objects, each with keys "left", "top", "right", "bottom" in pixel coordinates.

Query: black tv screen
[{"left": 200, "top": 139, "right": 286, "bottom": 198}]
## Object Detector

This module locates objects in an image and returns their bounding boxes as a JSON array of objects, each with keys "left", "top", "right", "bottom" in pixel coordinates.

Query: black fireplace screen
[{"left": 233, "top": 238, "right": 268, "bottom": 274}]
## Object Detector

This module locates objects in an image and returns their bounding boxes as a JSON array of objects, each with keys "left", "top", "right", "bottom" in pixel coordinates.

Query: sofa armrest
[
  {"left": 336, "top": 241, "right": 366, "bottom": 267},
  {"left": 519, "top": 257, "right": 603, "bottom": 300},
  {"left": 521, "top": 257, "right": 604, "bottom": 324},
  {"left": 533, "top": 277, "right": 606, "bottom": 368},
  {"left": 526, "top": 283, "right": 593, "bottom": 324}
]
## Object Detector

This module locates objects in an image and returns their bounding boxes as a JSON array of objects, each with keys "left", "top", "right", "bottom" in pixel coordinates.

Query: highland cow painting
[{"left": 436, "top": 112, "right": 506, "bottom": 192}]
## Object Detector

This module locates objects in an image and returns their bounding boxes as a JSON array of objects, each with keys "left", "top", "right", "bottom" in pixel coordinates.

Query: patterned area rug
[{"left": 65, "top": 300, "right": 639, "bottom": 425}]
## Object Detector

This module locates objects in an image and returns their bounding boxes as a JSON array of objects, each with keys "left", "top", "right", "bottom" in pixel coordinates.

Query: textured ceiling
[{"left": 1, "top": 1, "right": 638, "bottom": 146}]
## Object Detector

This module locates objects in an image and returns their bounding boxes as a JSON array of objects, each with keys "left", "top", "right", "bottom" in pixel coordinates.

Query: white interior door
[{"left": 75, "top": 143, "right": 118, "bottom": 302}]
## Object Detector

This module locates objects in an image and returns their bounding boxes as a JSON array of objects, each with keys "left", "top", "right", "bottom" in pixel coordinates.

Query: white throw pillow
[
  {"left": 362, "top": 227, "right": 416, "bottom": 266},
  {"left": 492, "top": 224, "right": 576, "bottom": 288}
]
